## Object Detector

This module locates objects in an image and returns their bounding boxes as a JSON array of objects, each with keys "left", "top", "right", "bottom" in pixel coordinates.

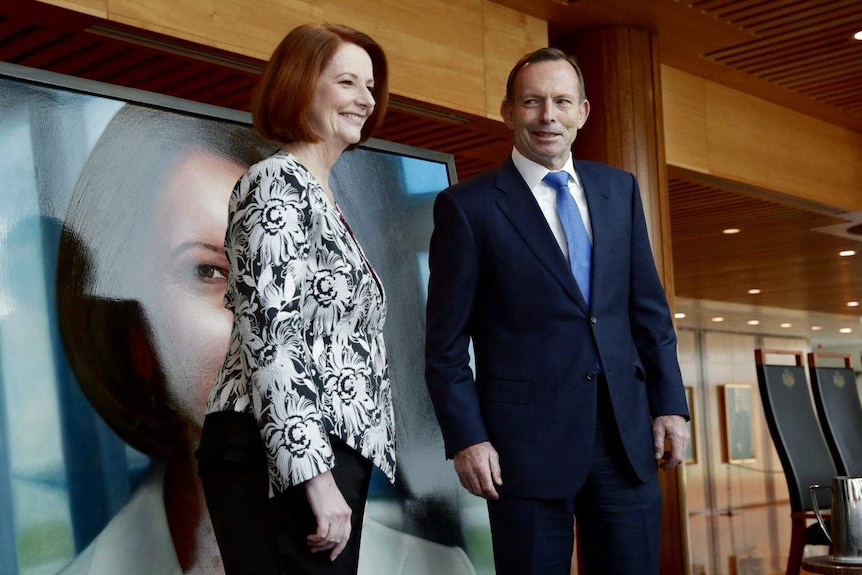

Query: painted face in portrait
[
  {"left": 57, "top": 106, "right": 274, "bottom": 457},
  {"left": 140, "top": 149, "right": 246, "bottom": 431},
  {"left": 501, "top": 59, "right": 590, "bottom": 171}
]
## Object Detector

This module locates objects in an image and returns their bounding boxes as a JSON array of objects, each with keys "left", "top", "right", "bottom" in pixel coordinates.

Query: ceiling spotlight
[
  {"left": 854, "top": 30, "right": 862, "bottom": 41},
  {"left": 722, "top": 228, "right": 741, "bottom": 235},
  {"left": 780, "top": 323, "right": 792, "bottom": 328},
  {"left": 840, "top": 250, "right": 856, "bottom": 257},
  {"left": 811, "top": 325, "right": 823, "bottom": 331},
  {"left": 674, "top": 312, "right": 686, "bottom": 319},
  {"left": 747, "top": 320, "right": 760, "bottom": 326},
  {"left": 839, "top": 328, "right": 853, "bottom": 334},
  {"left": 848, "top": 301, "right": 860, "bottom": 307},
  {"left": 711, "top": 316, "right": 724, "bottom": 322},
  {"left": 748, "top": 289, "right": 761, "bottom": 294}
]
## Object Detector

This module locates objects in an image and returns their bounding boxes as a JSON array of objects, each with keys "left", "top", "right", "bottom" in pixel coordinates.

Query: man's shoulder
[
  {"left": 445, "top": 165, "right": 501, "bottom": 196},
  {"left": 574, "top": 159, "right": 632, "bottom": 179},
  {"left": 439, "top": 160, "right": 519, "bottom": 208}
]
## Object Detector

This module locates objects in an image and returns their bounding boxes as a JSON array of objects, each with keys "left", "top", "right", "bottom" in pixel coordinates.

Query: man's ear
[
  {"left": 578, "top": 99, "right": 591, "bottom": 129},
  {"left": 500, "top": 99, "right": 514, "bottom": 130}
]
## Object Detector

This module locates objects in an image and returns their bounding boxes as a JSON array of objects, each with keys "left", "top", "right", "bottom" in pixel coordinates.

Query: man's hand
[
  {"left": 304, "top": 471, "right": 352, "bottom": 561},
  {"left": 454, "top": 441, "right": 503, "bottom": 499},
  {"left": 653, "top": 415, "right": 690, "bottom": 470}
]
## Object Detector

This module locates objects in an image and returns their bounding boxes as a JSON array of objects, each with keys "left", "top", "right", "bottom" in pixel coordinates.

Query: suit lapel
[{"left": 494, "top": 158, "right": 588, "bottom": 311}]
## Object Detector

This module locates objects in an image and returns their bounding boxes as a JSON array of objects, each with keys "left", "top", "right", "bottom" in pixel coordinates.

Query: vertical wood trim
[{"left": 556, "top": 26, "right": 689, "bottom": 575}]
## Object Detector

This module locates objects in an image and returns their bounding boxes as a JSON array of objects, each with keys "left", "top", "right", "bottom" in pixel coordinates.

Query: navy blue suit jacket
[{"left": 425, "top": 156, "right": 689, "bottom": 499}]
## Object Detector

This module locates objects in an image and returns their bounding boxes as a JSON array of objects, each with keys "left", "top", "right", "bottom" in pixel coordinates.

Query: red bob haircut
[{"left": 252, "top": 23, "right": 389, "bottom": 148}]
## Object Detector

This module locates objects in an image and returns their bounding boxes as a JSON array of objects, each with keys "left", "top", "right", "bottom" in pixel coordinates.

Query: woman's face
[
  {"left": 306, "top": 42, "right": 376, "bottom": 152},
  {"left": 140, "top": 148, "right": 246, "bottom": 431}
]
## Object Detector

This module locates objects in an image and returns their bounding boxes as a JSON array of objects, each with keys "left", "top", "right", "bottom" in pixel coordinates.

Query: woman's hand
[{"left": 303, "top": 471, "right": 352, "bottom": 561}]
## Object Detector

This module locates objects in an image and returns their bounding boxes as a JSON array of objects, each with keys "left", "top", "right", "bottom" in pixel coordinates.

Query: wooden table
[{"left": 802, "top": 556, "right": 862, "bottom": 574}]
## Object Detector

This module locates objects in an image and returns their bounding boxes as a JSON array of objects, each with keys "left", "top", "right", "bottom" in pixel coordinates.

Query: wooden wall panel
[
  {"left": 705, "top": 81, "right": 862, "bottom": 211},
  {"left": 38, "top": 0, "right": 106, "bottom": 17},
  {"left": 663, "top": 66, "right": 862, "bottom": 212},
  {"left": 662, "top": 66, "right": 709, "bottom": 174},
  {"left": 34, "top": 0, "right": 545, "bottom": 119},
  {"left": 105, "top": 0, "right": 488, "bottom": 115},
  {"left": 481, "top": 0, "right": 546, "bottom": 121}
]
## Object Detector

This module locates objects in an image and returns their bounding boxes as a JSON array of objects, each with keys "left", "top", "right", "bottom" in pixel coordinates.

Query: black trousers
[
  {"left": 196, "top": 411, "right": 373, "bottom": 575},
  {"left": 486, "top": 376, "right": 663, "bottom": 575}
]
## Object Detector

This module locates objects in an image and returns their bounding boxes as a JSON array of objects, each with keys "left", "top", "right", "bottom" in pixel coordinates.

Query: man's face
[{"left": 501, "top": 59, "right": 590, "bottom": 171}]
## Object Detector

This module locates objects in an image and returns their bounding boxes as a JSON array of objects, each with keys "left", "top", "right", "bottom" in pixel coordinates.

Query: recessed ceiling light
[
  {"left": 854, "top": 30, "right": 862, "bottom": 41},
  {"left": 811, "top": 325, "right": 823, "bottom": 331},
  {"left": 723, "top": 228, "right": 741, "bottom": 235},
  {"left": 711, "top": 316, "right": 724, "bottom": 322},
  {"left": 780, "top": 323, "right": 792, "bottom": 328},
  {"left": 840, "top": 250, "right": 856, "bottom": 257},
  {"left": 747, "top": 320, "right": 760, "bottom": 326},
  {"left": 748, "top": 289, "right": 761, "bottom": 294},
  {"left": 848, "top": 301, "right": 860, "bottom": 307},
  {"left": 839, "top": 328, "right": 853, "bottom": 334},
  {"left": 674, "top": 312, "right": 686, "bottom": 319}
]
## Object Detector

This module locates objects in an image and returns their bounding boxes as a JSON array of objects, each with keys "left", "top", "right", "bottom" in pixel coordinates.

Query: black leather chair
[
  {"left": 808, "top": 352, "right": 862, "bottom": 477},
  {"left": 755, "top": 349, "right": 833, "bottom": 575}
]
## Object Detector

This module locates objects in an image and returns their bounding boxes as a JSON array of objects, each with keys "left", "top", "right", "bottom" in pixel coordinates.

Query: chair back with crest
[{"left": 808, "top": 352, "right": 862, "bottom": 477}]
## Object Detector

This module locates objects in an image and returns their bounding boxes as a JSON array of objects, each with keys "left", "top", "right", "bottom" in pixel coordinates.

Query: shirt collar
[{"left": 511, "top": 148, "right": 579, "bottom": 191}]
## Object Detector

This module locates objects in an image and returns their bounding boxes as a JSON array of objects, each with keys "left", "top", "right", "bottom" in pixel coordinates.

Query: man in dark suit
[{"left": 424, "top": 47, "right": 690, "bottom": 575}]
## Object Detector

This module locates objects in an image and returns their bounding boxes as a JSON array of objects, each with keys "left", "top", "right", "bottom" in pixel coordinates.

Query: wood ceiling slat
[
  {"left": 0, "top": 24, "right": 54, "bottom": 62},
  {"left": 18, "top": 34, "right": 97, "bottom": 71},
  {"left": 742, "top": 40, "right": 848, "bottom": 75},
  {"left": 416, "top": 131, "right": 499, "bottom": 151},
  {"left": 99, "top": 55, "right": 180, "bottom": 86},
  {"left": 747, "top": 1, "right": 861, "bottom": 36},
  {"left": 757, "top": 49, "right": 857, "bottom": 81},
  {"left": 799, "top": 78, "right": 862, "bottom": 100},
  {"left": 711, "top": 0, "right": 828, "bottom": 29},
  {"left": 688, "top": 0, "right": 767, "bottom": 13},
  {"left": 74, "top": 47, "right": 146, "bottom": 79},
  {"left": 706, "top": 19, "right": 860, "bottom": 62},
  {"left": 187, "top": 73, "right": 256, "bottom": 104},
  {"left": 669, "top": 173, "right": 861, "bottom": 315},
  {"left": 779, "top": 63, "right": 862, "bottom": 91},
  {"left": 12, "top": 32, "right": 75, "bottom": 68},
  {"left": 134, "top": 61, "right": 197, "bottom": 93},
  {"left": 376, "top": 120, "right": 447, "bottom": 142},
  {"left": 44, "top": 39, "right": 106, "bottom": 76},
  {"left": 181, "top": 71, "right": 248, "bottom": 100},
  {"left": 151, "top": 68, "right": 222, "bottom": 97}
]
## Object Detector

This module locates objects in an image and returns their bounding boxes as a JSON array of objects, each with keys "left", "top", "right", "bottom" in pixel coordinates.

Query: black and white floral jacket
[{"left": 206, "top": 150, "right": 396, "bottom": 496}]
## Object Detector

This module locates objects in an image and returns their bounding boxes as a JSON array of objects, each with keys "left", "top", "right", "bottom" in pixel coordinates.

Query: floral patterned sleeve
[{"left": 228, "top": 158, "right": 335, "bottom": 492}]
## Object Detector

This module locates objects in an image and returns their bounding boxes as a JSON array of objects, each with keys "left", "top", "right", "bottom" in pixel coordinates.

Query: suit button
[
  {"left": 586, "top": 371, "right": 596, "bottom": 381},
  {"left": 590, "top": 316, "right": 597, "bottom": 324}
]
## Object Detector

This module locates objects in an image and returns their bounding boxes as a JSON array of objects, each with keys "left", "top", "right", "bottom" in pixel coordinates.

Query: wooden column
[{"left": 555, "top": 27, "right": 690, "bottom": 575}]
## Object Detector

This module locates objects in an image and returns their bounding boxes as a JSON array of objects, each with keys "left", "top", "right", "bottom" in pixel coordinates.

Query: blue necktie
[{"left": 543, "top": 171, "right": 592, "bottom": 305}]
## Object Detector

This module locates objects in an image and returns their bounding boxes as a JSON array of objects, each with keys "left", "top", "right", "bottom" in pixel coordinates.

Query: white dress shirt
[{"left": 510, "top": 148, "right": 593, "bottom": 264}]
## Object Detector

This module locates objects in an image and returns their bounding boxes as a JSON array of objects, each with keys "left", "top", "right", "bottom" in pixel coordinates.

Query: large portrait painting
[{"left": 0, "top": 63, "right": 488, "bottom": 575}]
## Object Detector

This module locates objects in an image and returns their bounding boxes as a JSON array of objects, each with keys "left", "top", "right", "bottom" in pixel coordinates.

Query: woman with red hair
[{"left": 195, "top": 23, "right": 396, "bottom": 575}]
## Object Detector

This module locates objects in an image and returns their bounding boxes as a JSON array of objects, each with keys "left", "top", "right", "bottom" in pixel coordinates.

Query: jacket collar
[{"left": 494, "top": 157, "right": 589, "bottom": 311}]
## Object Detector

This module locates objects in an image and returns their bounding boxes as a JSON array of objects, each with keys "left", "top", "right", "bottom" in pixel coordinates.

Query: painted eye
[{"left": 195, "top": 264, "right": 227, "bottom": 281}]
